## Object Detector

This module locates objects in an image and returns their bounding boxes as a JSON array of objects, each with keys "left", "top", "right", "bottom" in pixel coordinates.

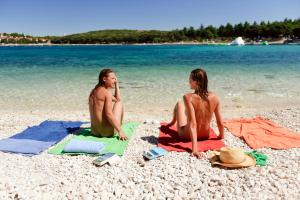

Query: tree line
[
  {"left": 2, "top": 18, "right": 300, "bottom": 44},
  {"left": 51, "top": 19, "right": 300, "bottom": 44}
]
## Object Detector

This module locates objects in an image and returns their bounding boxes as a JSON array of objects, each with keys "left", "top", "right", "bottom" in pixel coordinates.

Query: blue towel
[
  {"left": 63, "top": 139, "right": 106, "bottom": 154},
  {"left": 0, "top": 120, "right": 84, "bottom": 156}
]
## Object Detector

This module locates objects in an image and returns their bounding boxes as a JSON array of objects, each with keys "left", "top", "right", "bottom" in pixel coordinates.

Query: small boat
[{"left": 230, "top": 37, "right": 245, "bottom": 46}]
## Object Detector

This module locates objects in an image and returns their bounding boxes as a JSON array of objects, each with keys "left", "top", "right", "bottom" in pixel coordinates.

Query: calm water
[{"left": 0, "top": 45, "right": 300, "bottom": 115}]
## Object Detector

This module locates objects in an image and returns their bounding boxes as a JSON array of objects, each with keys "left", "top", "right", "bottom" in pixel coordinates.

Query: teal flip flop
[{"left": 143, "top": 147, "right": 168, "bottom": 160}]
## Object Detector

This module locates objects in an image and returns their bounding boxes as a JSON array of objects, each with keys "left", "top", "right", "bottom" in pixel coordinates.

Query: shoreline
[{"left": 1, "top": 41, "right": 299, "bottom": 47}]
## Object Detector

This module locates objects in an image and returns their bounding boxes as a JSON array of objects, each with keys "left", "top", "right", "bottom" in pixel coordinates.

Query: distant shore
[
  {"left": 2, "top": 38, "right": 300, "bottom": 46},
  {"left": 1, "top": 42, "right": 298, "bottom": 46}
]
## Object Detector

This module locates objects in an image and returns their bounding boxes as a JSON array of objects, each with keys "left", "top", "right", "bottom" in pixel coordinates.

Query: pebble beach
[{"left": 0, "top": 107, "right": 299, "bottom": 200}]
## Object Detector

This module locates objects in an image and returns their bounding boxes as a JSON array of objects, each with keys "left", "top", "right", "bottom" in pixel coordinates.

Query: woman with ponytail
[
  {"left": 167, "top": 68, "right": 224, "bottom": 158},
  {"left": 89, "top": 68, "right": 127, "bottom": 140}
]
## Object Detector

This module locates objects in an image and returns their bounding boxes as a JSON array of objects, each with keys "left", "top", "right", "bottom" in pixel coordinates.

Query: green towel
[
  {"left": 246, "top": 150, "right": 268, "bottom": 166},
  {"left": 48, "top": 122, "right": 139, "bottom": 156}
]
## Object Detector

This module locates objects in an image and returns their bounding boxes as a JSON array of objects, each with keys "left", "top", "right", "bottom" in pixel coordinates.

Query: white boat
[{"left": 230, "top": 37, "right": 245, "bottom": 46}]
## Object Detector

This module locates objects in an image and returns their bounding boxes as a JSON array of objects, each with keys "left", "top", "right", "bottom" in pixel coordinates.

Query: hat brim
[{"left": 209, "top": 152, "right": 256, "bottom": 168}]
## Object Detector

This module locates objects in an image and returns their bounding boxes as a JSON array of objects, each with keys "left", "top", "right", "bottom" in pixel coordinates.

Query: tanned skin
[
  {"left": 168, "top": 75, "right": 224, "bottom": 159},
  {"left": 89, "top": 72, "right": 127, "bottom": 140}
]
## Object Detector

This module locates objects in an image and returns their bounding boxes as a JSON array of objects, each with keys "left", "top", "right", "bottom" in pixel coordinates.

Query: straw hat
[{"left": 209, "top": 147, "right": 256, "bottom": 168}]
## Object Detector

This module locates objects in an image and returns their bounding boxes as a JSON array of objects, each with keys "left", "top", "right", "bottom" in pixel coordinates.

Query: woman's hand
[
  {"left": 118, "top": 130, "right": 128, "bottom": 141},
  {"left": 192, "top": 151, "right": 205, "bottom": 159}
]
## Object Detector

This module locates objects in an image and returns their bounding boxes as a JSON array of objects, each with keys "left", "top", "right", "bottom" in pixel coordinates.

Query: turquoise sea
[{"left": 0, "top": 45, "right": 300, "bottom": 115}]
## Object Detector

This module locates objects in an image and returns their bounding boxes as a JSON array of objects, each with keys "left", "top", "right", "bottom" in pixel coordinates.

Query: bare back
[
  {"left": 185, "top": 92, "right": 220, "bottom": 140},
  {"left": 89, "top": 87, "right": 114, "bottom": 136}
]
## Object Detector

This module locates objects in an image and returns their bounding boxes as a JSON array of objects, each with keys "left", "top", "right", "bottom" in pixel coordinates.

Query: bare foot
[{"left": 191, "top": 151, "right": 205, "bottom": 159}]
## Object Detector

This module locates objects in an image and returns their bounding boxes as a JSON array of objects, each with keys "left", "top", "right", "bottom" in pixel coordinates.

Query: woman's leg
[
  {"left": 94, "top": 101, "right": 123, "bottom": 137},
  {"left": 113, "top": 101, "right": 124, "bottom": 126},
  {"left": 176, "top": 101, "right": 187, "bottom": 127},
  {"left": 168, "top": 103, "right": 178, "bottom": 126},
  {"left": 175, "top": 101, "right": 190, "bottom": 139}
]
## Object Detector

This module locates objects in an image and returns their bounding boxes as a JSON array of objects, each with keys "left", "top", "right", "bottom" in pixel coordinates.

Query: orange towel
[{"left": 223, "top": 116, "right": 300, "bottom": 149}]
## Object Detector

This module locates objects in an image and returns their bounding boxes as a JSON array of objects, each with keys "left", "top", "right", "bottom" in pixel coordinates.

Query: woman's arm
[
  {"left": 184, "top": 94, "right": 204, "bottom": 158},
  {"left": 114, "top": 78, "right": 121, "bottom": 101},
  {"left": 214, "top": 96, "right": 224, "bottom": 139},
  {"left": 104, "top": 92, "right": 127, "bottom": 140}
]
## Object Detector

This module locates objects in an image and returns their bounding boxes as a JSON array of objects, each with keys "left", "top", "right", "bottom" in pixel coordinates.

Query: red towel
[
  {"left": 224, "top": 116, "right": 300, "bottom": 149},
  {"left": 158, "top": 122, "right": 225, "bottom": 152}
]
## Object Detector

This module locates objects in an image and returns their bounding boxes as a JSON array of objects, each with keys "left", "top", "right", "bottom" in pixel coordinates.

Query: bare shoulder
[
  {"left": 183, "top": 93, "right": 194, "bottom": 101},
  {"left": 94, "top": 87, "right": 110, "bottom": 101},
  {"left": 208, "top": 92, "right": 220, "bottom": 103}
]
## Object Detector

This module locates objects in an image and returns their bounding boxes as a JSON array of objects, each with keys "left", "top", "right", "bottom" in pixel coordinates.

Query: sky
[{"left": 1, "top": 0, "right": 299, "bottom": 36}]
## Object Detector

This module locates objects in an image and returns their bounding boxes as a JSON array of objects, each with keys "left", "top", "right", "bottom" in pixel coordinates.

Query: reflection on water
[
  {"left": 130, "top": 86, "right": 144, "bottom": 89},
  {"left": 221, "top": 86, "right": 232, "bottom": 90},
  {"left": 246, "top": 88, "right": 266, "bottom": 94},
  {"left": 264, "top": 74, "right": 275, "bottom": 79}
]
